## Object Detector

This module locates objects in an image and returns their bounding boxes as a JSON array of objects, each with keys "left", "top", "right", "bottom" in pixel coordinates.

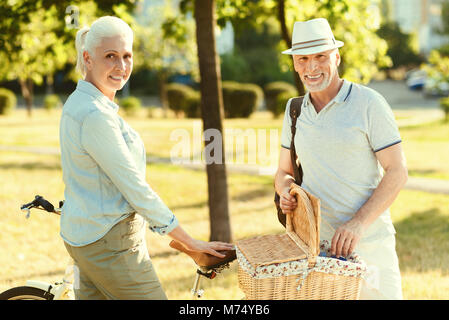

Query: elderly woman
[{"left": 59, "top": 16, "right": 233, "bottom": 300}]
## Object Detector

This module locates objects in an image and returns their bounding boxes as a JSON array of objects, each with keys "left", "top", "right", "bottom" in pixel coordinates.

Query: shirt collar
[
  {"left": 76, "top": 80, "right": 119, "bottom": 112},
  {"left": 304, "top": 79, "right": 353, "bottom": 107}
]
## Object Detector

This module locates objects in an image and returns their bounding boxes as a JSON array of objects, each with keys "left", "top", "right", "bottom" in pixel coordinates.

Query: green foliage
[
  {"left": 184, "top": 90, "right": 201, "bottom": 118},
  {"left": 278, "top": 0, "right": 391, "bottom": 84},
  {"left": 0, "top": 88, "right": 17, "bottom": 115},
  {"left": 0, "top": 5, "right": 68, "bottom": 85},
  {"left": 119, "top": 96, "right": 142, "bottom": 117},
  {"left": 166, "top": 83, "right": 200, "bottom": 118},
  {"left": 440, "top": 97, "right": 449, "bottom": 122},
  {"left": 422, "top": 51, "right": 449, "bottom": 96},
  {"left": 133, "top": 0, "right": 198, "bottom": 80},
  {"left": 376, "top": 22, "right": 424, "bottom": 69},
  {"left": 437, "top": 0, "right": 449, "bottom": 36},
  {"left": 220, "top": 18, "right": 292, "bottom": 87},
  {"left": 436, "top": 43, "right": 449, "bottom": 57},
  {"left": 0, "top": 0, "right": 138, "bottom": 109},
  {"left": 43, "top": 94, "right": 62, "bottom": 111},
  {"left": 215, "top": 0, "right": 392, "bottom": 85},
  {"left": 264, "top": 81, "right": 297, "bottom": 117},
  {"left": 222, "top": 81, "right": 263, "bottom": 118},
  {"left": 276, "top": 91, "right": 294, "bottom": 119},
  {"left": 220, "top": 53, "right": 250, "bottom": 82}
]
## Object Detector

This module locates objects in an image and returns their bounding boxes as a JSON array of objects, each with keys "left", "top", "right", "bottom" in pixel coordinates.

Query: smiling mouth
[
  {"left": 109, "top": 75, "right": 125, "bottom": 81},
  {"left": 305, "top": 74, "right": 323, "bottom": 80}
]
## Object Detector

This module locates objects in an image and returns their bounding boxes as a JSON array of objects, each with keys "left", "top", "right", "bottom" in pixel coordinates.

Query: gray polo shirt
[{"left": 281, "top": 80, "right": 401, "bottom": 242}]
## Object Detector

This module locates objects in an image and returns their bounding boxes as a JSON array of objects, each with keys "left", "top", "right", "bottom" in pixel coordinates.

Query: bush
[
  {"left": 276, "top": 91, "right": 294, "bottom": 119},
  {"left": 0, "top": 88, "right": 17, "bottom": 115},
  {"left": 264, "top": 81, "right": 297, "bottom": 117},
  {"left": 119, "top": 96, "right": 142, "bottom": 116},
  {"left": 184, "top": 90, "right": 201, "bottom": 118},
  {"left": 166, "top": 83, "right": 201, "bottom": 118},
  {"left": 43, "top": 94, "right": 62, "bottom": 111},
  {"left": 440, "top": 97, "right": 449, "bottom": 122},
  {"left": 222, "top": 81, "right": 262, "bottom": 118}
]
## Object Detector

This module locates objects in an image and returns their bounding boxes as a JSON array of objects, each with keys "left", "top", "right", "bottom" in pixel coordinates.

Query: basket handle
[{"left": 285, "top": 184, "right": 321, "bottom": 264}]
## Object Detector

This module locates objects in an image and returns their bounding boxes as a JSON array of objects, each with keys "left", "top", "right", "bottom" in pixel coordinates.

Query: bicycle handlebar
[{"left": 20, "top": 195, "right": 62, "bottom": 216}]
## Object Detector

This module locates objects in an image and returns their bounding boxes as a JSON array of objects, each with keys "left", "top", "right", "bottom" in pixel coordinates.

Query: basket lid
[
  {"left": 287, "top": 183, "right": 321, "bottom": 256},
  {"left": 235, "top": 184, "right": 321, "bottom": 268},
  {"left": 236, "top": 234, "right": 307, "bottom": 269}
]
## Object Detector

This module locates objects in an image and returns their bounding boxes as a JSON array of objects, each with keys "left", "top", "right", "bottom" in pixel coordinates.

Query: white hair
[{"left": 75, "top": 16, "right": 133, "bottom": 78}]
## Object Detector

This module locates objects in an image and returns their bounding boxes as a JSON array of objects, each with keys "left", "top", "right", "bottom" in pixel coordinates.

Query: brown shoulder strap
[{"left": 289, "top": 96, "right": 304, "bottom": 184}]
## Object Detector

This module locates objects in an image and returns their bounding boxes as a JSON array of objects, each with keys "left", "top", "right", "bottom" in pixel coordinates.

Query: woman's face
[{"left": 83, "top": 35, "right": 133, "bottom": 101}]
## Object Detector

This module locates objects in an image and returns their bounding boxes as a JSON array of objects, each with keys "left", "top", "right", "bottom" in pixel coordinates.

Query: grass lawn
[
  {"left": 1, "top": 108, "right": 449, "bottom": 179},
  {"left": 0, "top": 150, "right": 449, "bottom": 299},
  {"left": 0, "top": 108, "right": 449, "bottom": 299}
]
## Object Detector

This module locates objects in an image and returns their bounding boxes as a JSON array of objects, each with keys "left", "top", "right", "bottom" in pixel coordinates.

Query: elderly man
[{"left": 275, "top": 18, "right": 408, "bottom": 300}]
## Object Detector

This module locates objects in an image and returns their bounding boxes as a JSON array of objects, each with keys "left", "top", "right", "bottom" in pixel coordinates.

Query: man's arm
[
  {"left": 274, "top": 147, "right": 297, "bottom": 214},
  {"left": 331, "top": 143, "right": 408, "bottom": 257}
]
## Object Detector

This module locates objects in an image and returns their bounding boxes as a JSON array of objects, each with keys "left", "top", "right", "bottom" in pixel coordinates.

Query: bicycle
[
  {"left": 0, "top": 195, "right": 236, "bottom": 300},
  {"left": 0, "top": 195, "right": 75, "bottom": 300}
]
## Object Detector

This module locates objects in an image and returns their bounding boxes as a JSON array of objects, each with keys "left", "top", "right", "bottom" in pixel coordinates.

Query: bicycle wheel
[{"left": 0, "top": 286, "right": 54, "bottom": 300}]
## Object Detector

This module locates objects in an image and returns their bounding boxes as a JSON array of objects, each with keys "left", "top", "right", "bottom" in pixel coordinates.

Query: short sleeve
[
  {"left": 280, "top": 98, "right": 293, "bottom": 149},
  {"left": 367, "top": 92, "right": 402, "bottom": 153}
]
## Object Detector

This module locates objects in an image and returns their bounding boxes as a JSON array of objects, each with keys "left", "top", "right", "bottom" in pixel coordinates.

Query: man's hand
[
  {"left": 331, "top": 218, "right": 366, "bottom": 257},
  {"left": 279, "top": 186, "right": 297, "bottom": 214}
]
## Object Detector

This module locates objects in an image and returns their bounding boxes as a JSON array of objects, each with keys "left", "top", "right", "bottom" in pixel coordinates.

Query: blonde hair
[{"left": 75, "top": 16, "right": 133, "bottom": 78}]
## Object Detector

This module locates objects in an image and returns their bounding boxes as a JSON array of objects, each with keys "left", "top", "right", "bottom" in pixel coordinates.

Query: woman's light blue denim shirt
[{"left": 59, "top": 80, "right": 178, "bottom": 247}]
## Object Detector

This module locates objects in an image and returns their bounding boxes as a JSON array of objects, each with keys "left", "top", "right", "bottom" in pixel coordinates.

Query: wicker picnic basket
[{"left": 236, "top": 184, "right": 367, "bottom": 300}]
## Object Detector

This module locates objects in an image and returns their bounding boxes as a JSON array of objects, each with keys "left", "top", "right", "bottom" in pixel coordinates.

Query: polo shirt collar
[
  {"left": 303, "top": 79, "right": 353, "bottom": 108},
  {"left": 333, "top": 79, "right": 353, "bottom": 104},
  {"left": 76, "top": 80, "right": 119, "bottom": 112}
]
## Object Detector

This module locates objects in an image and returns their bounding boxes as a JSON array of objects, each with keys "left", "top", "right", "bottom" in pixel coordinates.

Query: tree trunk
[
  {"left": 19, "top": 78, "right": 34, "bottom": 117},
  {"left": 194, "top": 0, "right": 232, "bottom": 242},
  {"left": 46, "top": 74, "right": 54, "bottom": 95},
  {"left": 157, "top": 71, "right": 168, "bottom": 118},
  {"left": 277, "top": 0, "right": 305, "bottom": 96}
]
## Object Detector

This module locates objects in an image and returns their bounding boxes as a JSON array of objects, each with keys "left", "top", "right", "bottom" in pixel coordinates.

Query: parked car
[{"left": 405, "top": 69, "right": 426, "bottom": 91}]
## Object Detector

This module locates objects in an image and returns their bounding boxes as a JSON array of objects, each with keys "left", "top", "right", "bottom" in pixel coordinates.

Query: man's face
[{"left": 293, "top": 49, "right": 340, "bottom": 93}]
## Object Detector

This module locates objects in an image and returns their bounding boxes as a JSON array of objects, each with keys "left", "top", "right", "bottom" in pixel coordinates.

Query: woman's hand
[
  {"left": 168, "top": 225, "right": 234, "bottom": 258},
  {"left": 184, "top": 239, "right": 235, "bottom": 258}
]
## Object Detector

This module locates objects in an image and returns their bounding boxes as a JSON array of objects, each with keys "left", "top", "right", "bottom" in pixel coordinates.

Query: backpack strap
[{"left": 289, "top": 96, "right": 304, "bottom": 184}]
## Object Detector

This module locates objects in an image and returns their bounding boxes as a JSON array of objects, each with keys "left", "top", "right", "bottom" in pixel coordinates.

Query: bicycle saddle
[{"left": 169, "top": 240, "right": 236, "bottom": 270}]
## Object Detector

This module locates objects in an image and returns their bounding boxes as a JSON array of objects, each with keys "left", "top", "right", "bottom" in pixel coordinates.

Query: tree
[
  {"left": 220, "top": 18, "right": 293, "bottom": 87},
  {"left": 437, "top": 0, "right": 449, "bottom": 35},
  {"left": 376, "top": 21, "right": 424, "bottom": 69},
  {"left": 194, "top": 0, "right": 232, "bottom": 242},
  {"left": 0, "top": 4, "right": 68, "bottom": 116},
  {"left": 276, "top": 0, "right": 304, "bottom": 95},
  {"left": 0, "top": 0, "right": 136, "bottom": 116},
  {"left": 132, "top": 0, "right": 198, "bottom": 115},
  {"left": 216, "top": 0, "right": 392, "bottom": 92}
]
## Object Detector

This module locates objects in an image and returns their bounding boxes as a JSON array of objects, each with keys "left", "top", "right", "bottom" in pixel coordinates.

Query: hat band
[{"left": 292, "top": 38, "right": 336, "bottom": 51}]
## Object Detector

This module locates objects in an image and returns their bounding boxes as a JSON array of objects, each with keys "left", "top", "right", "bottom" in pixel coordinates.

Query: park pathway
[
  {"left": 2, "top": 79, "right": 448, "bottom": 195},
  {"left": 1, "top": 143, "right": 449, "bottom": 195}
]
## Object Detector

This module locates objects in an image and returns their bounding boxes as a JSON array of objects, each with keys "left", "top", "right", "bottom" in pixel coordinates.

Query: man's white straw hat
[{"left": 282, "top": 18, "right": 344, "bottom": 55}]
